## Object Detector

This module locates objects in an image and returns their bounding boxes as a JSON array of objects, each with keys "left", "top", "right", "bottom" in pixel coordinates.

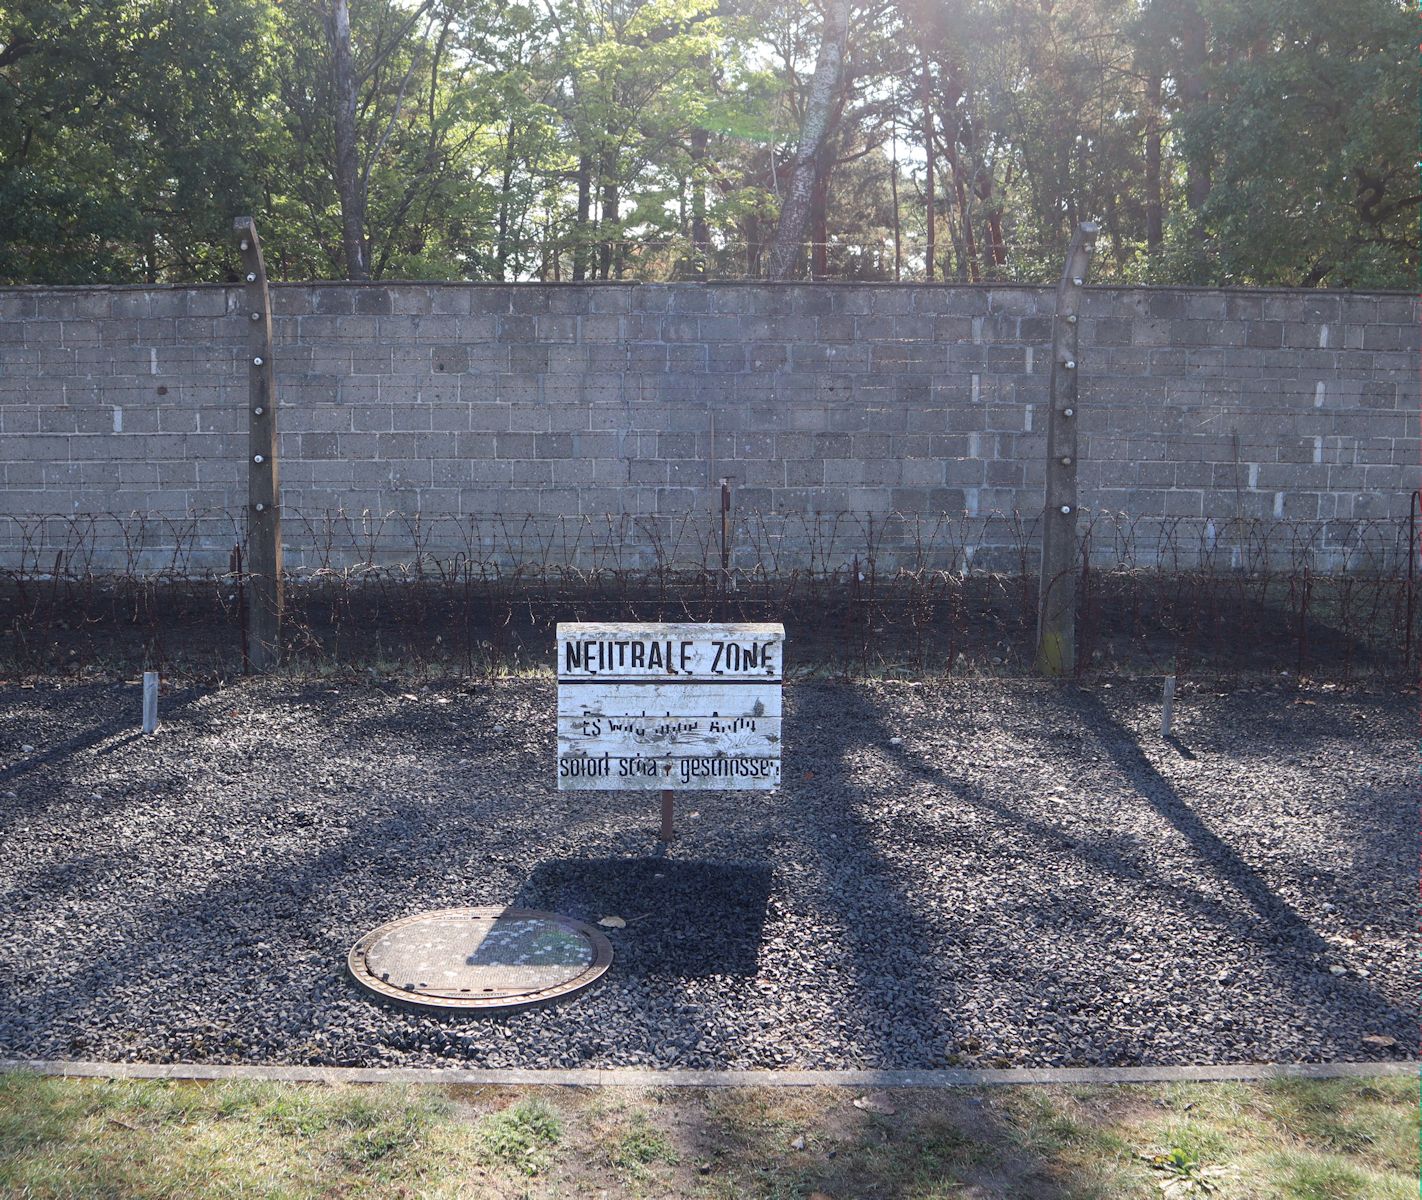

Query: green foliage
[
  {"left": 606, "top": 1112, "right": 680, "bottom": 1176},
  {"left": 0, "top": 0, "right": 1414, "bottom": 285},
  {"left": 0, "top": 0, "right": 278, "bottom": 282},
  {"left": 471, "top": 1097, "right": 563, "bottom": 1176},
  {"left": 1174, "top": 0, "right": 1417, "bottom": 287}
]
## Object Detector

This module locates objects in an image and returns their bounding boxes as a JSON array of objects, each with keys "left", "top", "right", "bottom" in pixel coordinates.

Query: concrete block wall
[{"left": 0, "top": 281, "right": 1415, "bottom": 569}]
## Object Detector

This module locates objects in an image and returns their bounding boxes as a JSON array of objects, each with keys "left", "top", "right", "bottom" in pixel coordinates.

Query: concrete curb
[{"left": 1, "top": 1058, "right": 1413, "bottom": 1089}]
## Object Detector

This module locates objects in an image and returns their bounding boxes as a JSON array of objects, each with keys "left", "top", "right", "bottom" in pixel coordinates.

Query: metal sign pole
[{"left": 660, "top": 788, "right": 675, "bottom": 842}]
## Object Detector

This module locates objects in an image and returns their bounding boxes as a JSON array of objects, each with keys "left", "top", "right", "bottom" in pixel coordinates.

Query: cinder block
[
  {"left": 430, "top": 458, "right": 470, "bottom": 487},
  {"left": 625, "top": 343, "right": 667, "bottom": 372},
  {"left": 667, "top": 345, "right": 707, "bottom": 372},
  {"left": 747, "top": 345, "right": 787, "bottom": 373},
  {"left": 1362, "top": 323, "right": 1407, "bottom": 352},
  {"left": 353, "top": 288, "right": 392, "bottom": 316},
  {"left": 300, "top": 433, "right": 340, "bottom": 460},
  {"left": 389, "top": 287, "right": 433, "bottom": 315},
  {"left": 469, "top": 459, "right": 514, "bottom": 484},
  {"left": 495, "top": 375, "right": 542, "bottom": 407},
  {"left": 507, "top": 344, "right": 549, "bottom": 374},
  {"left": 932, "top": 315, "right": 974, "bottom": 343},
  {"left": 495, "top": 432, "right": 536, "bottom": 459},
  {"left": 707, "top": 343, "right": 747, "bottom": 373},
  {"left": 506, "top": 404, "right": 550, "bottom": 433},
  {"left": 871, "top": 344, "right": 941, "bottom": 375},
  {"left": 0, "top": 406, "right": 39, "bottom": 435},
  {"left": 901, "top": 459, "right": 945, "bottom": 486},
  {"left": 582, "top": 287, "right": 631, "bottom": 315},
  {"left": 346, "top": 315, "right": 390, "bottom": 341},
  {"left": 534, "top": 432, "right": 574, "bottom": 458},
  {"left": 429, "top": 287, "right": 472, "bottom": 316},
  {"left": 785, "top": 459, "right": 825, "bottom": 486},
  {"left": 461, "top": 288, "right": 509, "bottom": 318},
  {"left": 550, "top": 458, "right": 597, "bottom": 486},
  {"left": 534, "top": 315, "right": 578, "bottom": 343},
  {"left": 509, "top": 459, "right": 553, "bottom": 485}
]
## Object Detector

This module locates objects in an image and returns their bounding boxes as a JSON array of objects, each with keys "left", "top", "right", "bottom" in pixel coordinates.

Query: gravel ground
[{"left": 0, "top": 676, "right": 1412, "bottom": 1071}]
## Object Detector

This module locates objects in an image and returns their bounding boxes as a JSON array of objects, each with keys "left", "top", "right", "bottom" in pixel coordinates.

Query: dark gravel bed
[{"left": 0, "top": 676, "right": 1412, "bottom": 1071}]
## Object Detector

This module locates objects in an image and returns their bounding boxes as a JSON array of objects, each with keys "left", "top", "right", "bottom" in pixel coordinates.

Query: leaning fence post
[
  {"left": 234, "top": 216, "right": 283, "bottom": 671},
  {"left": 1035, "top": 220, "right": 1098, "bottom": 676}
]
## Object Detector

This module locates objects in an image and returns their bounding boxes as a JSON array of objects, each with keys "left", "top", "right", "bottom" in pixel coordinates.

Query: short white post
[
  {"left": 142, "top": 671, "right": 159, "bottom": 735},
  {"left": 1160, "top": 674, "right": 1176, "bottom": 738}
]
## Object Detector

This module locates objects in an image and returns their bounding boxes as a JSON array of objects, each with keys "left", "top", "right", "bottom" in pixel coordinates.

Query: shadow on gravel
[
  {"left": 514, "top": 857, "right": 772, "bottom": 978},
  {"left": 793, "top": 685, "right": 964, "bottom": 1067},
  {"left": 1067, "top": 691, "right": 1412, "bottom": 1040},
  {"left": 816, "top": 683, "right": 1413, "bottom": 1058},
  {"left": 0, "top": 690, "right": 775, "bottom": 1062},
  {"left": 1073, "top": 692, "right": 1351, "bottom": 949},
  {"left": 0, "top": 685, "right": 205, "bottom": 775},
  {"left": 0, "top": 683, "right": 208, "bottom": 833}
]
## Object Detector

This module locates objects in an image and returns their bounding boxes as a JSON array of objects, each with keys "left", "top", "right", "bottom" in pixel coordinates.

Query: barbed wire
[{"left": 1, "top": 508, "right": 1415, "bottom": 683}]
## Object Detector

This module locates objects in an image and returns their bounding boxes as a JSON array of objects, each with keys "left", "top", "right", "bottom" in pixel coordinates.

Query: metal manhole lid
[{"left": 348, "top": 907, "right": 613, "bottom": 1012}]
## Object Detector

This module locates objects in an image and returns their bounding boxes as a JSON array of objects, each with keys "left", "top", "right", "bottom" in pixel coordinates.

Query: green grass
[
  {"left": 469, "top": 1097, "right": 563, "bottom": 1177},
  {"left": 602, "top": 1111, "right": 679, "bottom": 1180},
  {"left": 0, "top": 1072, "right": 1414, "bottom": 1199}
]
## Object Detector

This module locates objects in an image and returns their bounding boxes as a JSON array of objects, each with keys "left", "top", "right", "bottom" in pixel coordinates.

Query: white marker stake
[
  {"left": 1161, "top": 675, "right": 1176, "bottom": 739},
  {"left": 142, "top": 671, "right": 159, "bottom": 735}
]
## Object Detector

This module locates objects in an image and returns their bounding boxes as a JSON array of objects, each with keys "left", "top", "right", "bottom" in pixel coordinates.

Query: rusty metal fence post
[
  {"left": 1035, "top": 220, "right": 1098, "bottom": 676},
  {"left": 234, "top": 216, "right": 283, "bottom": 670}
]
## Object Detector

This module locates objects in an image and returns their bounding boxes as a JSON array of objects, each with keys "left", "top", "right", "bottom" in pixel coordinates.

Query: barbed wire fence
[{"left": 1, "top": 506, "right": 1415, "bottom": 684}]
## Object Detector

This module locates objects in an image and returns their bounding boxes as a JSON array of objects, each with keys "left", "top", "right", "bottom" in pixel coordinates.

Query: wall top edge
[{"left": 0, "top": 280, "right": 1415, "bottom": 299}]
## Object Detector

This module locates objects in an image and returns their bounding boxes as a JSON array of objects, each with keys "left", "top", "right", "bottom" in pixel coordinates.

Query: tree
[
  {"left": 0, "top": 0, "right": 1415, "bottom": 287},
  {"left": 765, "top": 0, "right": 849, "bottom": 278},
  {"left": 0, "top": 0, "right": 278, "bottom": 283},
  {"left": 1166, "top": 0, "right": 1417, "bottom": 286}
]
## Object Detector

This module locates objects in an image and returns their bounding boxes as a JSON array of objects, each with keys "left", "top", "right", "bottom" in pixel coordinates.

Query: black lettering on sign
[
  {"left": 709, "top": 641, "right": 775, "bottom": 674},
  {"left": 677, "top": 756, "right": 777, "bottom": 785},
  {"left": 558, "top": 753, "right": 611, "bottom": 778}
]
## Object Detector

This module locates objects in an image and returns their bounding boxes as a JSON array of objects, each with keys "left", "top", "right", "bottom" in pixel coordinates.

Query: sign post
[{"left": 556, "top": 622, "right": 784, "bottom": 839}]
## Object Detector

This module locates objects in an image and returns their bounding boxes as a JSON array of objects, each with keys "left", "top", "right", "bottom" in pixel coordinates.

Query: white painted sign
[{"left": 556, "top": 622, "right": 783, "bottom": 791}]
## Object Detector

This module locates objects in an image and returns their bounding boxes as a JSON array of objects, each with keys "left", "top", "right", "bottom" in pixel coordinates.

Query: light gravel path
[{"left": 0, "top": 677, "right": 1412, "bottom": 1071}]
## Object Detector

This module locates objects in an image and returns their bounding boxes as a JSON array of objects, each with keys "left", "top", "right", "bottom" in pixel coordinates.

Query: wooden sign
[{"left": 556, "top": 622, "right": 783, "bottom": 791}]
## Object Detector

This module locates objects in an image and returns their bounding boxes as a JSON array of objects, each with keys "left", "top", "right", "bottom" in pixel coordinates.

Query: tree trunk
[
  {"left": 974, "top": 164, "right": 1008, "bottom": 272},
  {"left": 600, "top": 179, "right": 619, "bottom": 280},
  {"left": 766, "top": 0, "right": 850, "bottom": 280},
  {"left": 810, "top": 147, "right": 830, "bottom": 279},
  {"left": 1179, "top": 0, "right": 1211, "bottom": 241},
  {"left": 572, "top": 155, "right": 591, "bottom": 281},
  {"left": 690, "top": 125, "right": 710, "bottom": 279},
  {"left": 496, "top": 118, "right": 517, "bottom": 281},
  {"left": 328, "top": 0, "right": 367, "bottom": 280},
  {"left": 1145, "top": 68, "right": 1163, "bottom": 254},
  {"left": 943, "top": 138, "right": 979, "bottom": 283},
  {"left": 984, "top": 206, "right": 1006, "bottom": 275},
  {"left": 922, "top": 52, "right": 935, "bottom": 282},
  {"left": 890, "top": 118, "right": 901, "bottom": 282}
]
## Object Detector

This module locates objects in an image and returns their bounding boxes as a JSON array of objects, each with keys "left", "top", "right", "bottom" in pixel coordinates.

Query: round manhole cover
[{"left": 348, "top": 907, "right": 613, "bottom": 1012}]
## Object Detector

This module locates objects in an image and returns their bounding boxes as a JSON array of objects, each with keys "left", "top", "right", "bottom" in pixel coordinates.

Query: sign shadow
[{"left": 513, "top": 856, "right": 772, "bottom": 979}]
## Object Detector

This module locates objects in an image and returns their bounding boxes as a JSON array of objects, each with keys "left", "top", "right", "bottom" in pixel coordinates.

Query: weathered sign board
[{"left": 556, "top": 622, "right": 784, "bottom": 791}]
